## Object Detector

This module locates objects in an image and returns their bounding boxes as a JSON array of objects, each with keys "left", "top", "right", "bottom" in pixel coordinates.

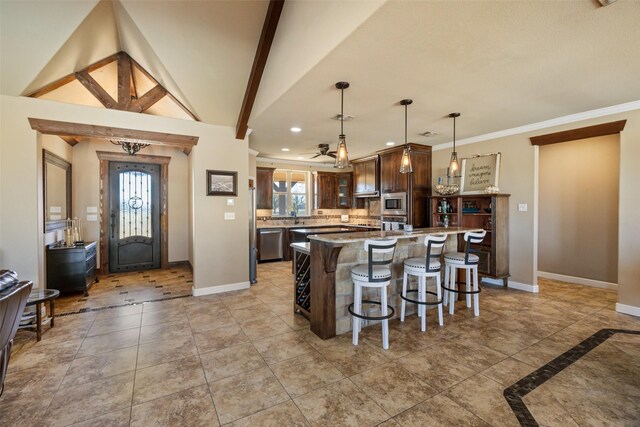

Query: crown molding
[
  {"left": 256, "top": 156, "right": 338, "bottom": 168},
  {"left": 248, "top": 148, "right": 260, "bottom": 156},
  {"left": 432, "top": 100, "right": 640, "bottom": 151}
]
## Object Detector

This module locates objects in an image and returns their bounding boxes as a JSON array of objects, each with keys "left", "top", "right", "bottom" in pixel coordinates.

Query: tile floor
[{"left": 1, "top": 262, "right": 639, "bottom": 426}]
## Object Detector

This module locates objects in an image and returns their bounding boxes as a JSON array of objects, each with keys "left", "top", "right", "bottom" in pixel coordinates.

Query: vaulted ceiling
[{"left": 1, "top": 0, "right": 639, "bottom": 162}]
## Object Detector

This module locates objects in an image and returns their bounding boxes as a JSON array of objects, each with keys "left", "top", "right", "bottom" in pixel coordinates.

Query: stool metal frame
[
  {"left": 400, "top": 234, "right": 447, "bottom": 332},
  {"left": 348, "top": 238, "right": 397, "bottom": 349},
  {"left": 443, "top": 230, "right": 486, "bottom": 316}
]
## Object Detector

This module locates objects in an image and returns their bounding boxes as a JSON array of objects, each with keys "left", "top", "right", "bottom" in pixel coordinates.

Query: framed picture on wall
[
  {"left": 460, "top": 153, "right": 501, "bottom": 194},
  {"left": 207, "top": 170, "right": 237, "bottom": 196}
]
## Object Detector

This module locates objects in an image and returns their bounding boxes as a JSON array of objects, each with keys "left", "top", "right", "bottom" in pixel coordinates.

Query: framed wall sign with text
[{"left": 460, "top": 153, "right": 501, "bottom": 194}]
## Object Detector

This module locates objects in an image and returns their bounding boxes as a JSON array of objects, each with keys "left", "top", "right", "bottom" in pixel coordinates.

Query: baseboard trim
[
  {"left": 481, "top": 277, "right": 539, "bottom": 293},
  {"left": 538, "top": 271, "right": 617, "bottom": 290},
  {"left": 192, "top": 281, "right": 250, "bottom": 297},
  {"left": 167, "top": 260, "right": 192, "bottom": 271},
  {"left": 615, "top": 303, "right": 640, "bottom": 318}
]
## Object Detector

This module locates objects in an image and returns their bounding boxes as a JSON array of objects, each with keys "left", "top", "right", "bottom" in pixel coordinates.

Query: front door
[{"left": 108, "top": 161, "right": 161, "bottom": 272}]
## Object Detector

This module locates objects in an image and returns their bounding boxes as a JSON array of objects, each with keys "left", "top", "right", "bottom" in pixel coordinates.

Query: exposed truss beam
[
  {"left": 236, "top": 0, "right": 284, "bottom": 140},
  {"left": 117, "top": 52, "right": 133, "bottom": 110},
  {"left": 132, "top": 85, "right": 167, "bottom": 113},
  {"left": 75, "top": 70, "right": 118, "bottom": 109}
]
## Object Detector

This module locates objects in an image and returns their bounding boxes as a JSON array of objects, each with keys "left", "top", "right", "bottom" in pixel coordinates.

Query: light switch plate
[
  {"left": 86, "top": 206, "right": 98, "bottom": 213},
  {"left": 224, "top": 212, "right": 235, "bottom": 220},
  {"left": 226, "top": 198, "right": 235, "bottom": 206},
  {"left": 518, "top": 203, "right": 528, "bottom": 212},
  {"left": 49, "top": 206, "right": 61, "bottom": 213},
  {"left": 87, "top": 214, "right": 98, "bottom": 221}
]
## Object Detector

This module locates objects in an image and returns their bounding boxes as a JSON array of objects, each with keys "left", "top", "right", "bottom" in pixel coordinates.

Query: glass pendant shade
[
  {"left": 448, "top": 151, "right": 459, "bottom": 177},
  {"left": 399, "top": 146, "right": 413, "bottom": 173},
  {"left": 334, "top": 135, "right": 349, "bottom": 168}
]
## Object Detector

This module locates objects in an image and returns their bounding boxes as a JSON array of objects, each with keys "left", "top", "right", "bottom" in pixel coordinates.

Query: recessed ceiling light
[
  {"left": 385, "top": 141, "right": 395, "bottom": 146},
  {"left": 281, "top": 148, "right": 290, "bottom": 152},
  {"left": 296, "top": 156, "right": 304, "bottom": 160},
  {"left": 290, "top": 127, "right": 302, "bottom": 133}
]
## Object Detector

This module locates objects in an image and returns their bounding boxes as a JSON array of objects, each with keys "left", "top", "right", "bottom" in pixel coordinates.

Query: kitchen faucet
[{"left": 291, "top": 211, "right": 299, "bottom": 225}]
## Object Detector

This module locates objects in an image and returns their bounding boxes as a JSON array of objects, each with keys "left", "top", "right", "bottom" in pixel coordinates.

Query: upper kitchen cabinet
[
  {"left": 351, "top": 155, "right": 379, "bottom": 197},
  {"left": 314, "top": 172, "right": 353, "bottom": 209},
  {"left": 256, "top": 167, "right": 275, "bottom": 209},
  {"left": 379, "top": 148, "right": 408, "bottom": 193}
]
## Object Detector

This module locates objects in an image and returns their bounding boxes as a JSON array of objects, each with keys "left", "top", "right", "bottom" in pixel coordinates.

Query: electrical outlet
[
  {"left": 224, "top": 212, "right": 235, "bottom": 220},
  {"left": 87, "top": 214, "right": 98, "bottom": 222},
  {"left": 518, "top": 203, "right": 528, "bottom": 212},
  {"left": 86, "top": 206, "right": 98, "bottom": 213}
]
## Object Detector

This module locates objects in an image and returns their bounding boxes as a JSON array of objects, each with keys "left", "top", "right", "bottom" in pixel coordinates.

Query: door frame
[{"left": 96, "top": 151, "right": 171, "bottom": 272}]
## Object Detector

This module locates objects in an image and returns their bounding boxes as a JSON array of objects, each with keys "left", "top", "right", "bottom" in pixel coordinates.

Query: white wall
[{"left": 0, "top": 95, "right": 248, "bottom": 292}]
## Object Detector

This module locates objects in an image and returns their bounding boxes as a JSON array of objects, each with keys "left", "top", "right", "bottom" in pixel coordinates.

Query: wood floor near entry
[{"left": 1, "top": 263, "right": 638, "bottom": 426}]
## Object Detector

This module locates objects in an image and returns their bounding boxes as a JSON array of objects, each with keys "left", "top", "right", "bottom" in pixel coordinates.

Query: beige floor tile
[
  {"left": 293, "top": 378, "right": 390, "bottom": 427},
  {"left": 350, "top": 363, "right": 437, "bottom": 416},
  {"left": 139, "top": 319, "right": 192, "bottom": 344},
  {"left": 253, "top": 331, "right": 314, "bottom": 364},
  {"left": 133, "top": 356, "right": 206, "bottom": 404},
  {"left": 130, "top": 385, "right": 219, "bottom": 427},
  {"left": 443, "top": 374, "right": 520, "bottom": 427},
  {"left": 87, "top": 313, "right": 141, "bottom": 336},
  {"left": 240, "top": 316, "right": 294, "bottom": 340},
  {"left": 44, "top": 371, "right": 134, "bottom": 426},
  {"left": 481, "top": 357, "right": 536, "bottom": 387},
  {"left": 60, "top": 346, "right": 137, "bottom": 387},
  {"left": 521, "top": 385, "right": 580, "bottom": 427},
  {"left": 8, "top": 338, "right": 83, "bottom": 372},
  {"left": 271, "top": 351, "right": 344, "bottom": 397},
  {"left": 77, "top": 327, "right": 140, "bottom": 357},
  {"left": 318, "top": 342, "right": 391, "bottom": 377},
  {"left": 71, "top": 408, "right": 132, "bottom": 427},
  {"left": 187, "top": 310, "right": 237, "bottom": 333},
  {"left": 200, "top": 343, "right": 266, "bottom": 382},
  {"left": 226, "top": 400, "right": 309, "bottom": 427},
  {"left": 394, "top": 393, "right": 489, "bottom": 426},
  {"left": 399, "top": 346, "right": 477, "bottom": 392},
  {"left": 95, "top": 304, "right": 143, "bottom": 319},
  {"left": 229, "top": 303, "right": 276, "bottom": 323},
  {"left": 209, "top": 367, "right": 290, "bottom": 424},
  {"left": 136, "top": 334, "right": 198, "bottom": 368},
  {"left": 278, "top": 312, "right": 311, "bottom": 330},
  {"left": 193, "top": 323, "right": 250, "bottom": 353},
  {"left": 141, "top": 305, "right": 188, "bottom": 326}
]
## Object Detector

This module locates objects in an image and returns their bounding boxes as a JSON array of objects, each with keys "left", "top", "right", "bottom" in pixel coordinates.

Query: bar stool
[
  {"left": 348, "top": 238, "right": 397, "bottom": 350},
  {"left": 443, "top": 230, "right": 486, "bottom": 317},
  {"left": 400, "top": 234, "right": 447, "bottom": 332}
]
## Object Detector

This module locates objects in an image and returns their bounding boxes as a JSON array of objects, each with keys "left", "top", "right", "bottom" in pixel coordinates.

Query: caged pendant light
[
  {"left": 399, "top": 99, "right": 413, "bottom": 174},
  {"left": 447, "top": 112, "right": 461, "bottom": 177},
  {"left": 334, "top": 81, "right": 350, "bottom": 168}
]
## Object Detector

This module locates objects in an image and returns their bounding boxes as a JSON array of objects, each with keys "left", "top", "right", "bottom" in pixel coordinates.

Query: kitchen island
[{"left": 307, "top": 227, "right": 482, "bottom": 339}]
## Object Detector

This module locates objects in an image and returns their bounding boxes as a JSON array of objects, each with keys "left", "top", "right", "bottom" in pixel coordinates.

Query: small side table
[{"left": 21, "top": 289, "right": 60, "bottom": 341}]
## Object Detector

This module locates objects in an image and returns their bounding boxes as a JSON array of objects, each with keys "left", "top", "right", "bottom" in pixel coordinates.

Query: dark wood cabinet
[
  {"left": 256, "top": 167, "right": 275, "bottom": 209},
  {"left": 46, "top": 241, "right": 97, "bottom": 295},
  {"left": 429, "top": 194, "right": 510, "bottom": 285},
  {"left": 352, "top": 155, "right": 379, "bottom": 196},
  {"left": 379, "top": 150, "right": 408, "bottom": 193},
  {"left": 314, "top": 172, "right": 353, "bottom": 209}
]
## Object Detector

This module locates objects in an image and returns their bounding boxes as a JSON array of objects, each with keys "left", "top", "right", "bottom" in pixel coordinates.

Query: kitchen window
[{"left": 272, "top": 170, "right": 310, "bottom": 216}]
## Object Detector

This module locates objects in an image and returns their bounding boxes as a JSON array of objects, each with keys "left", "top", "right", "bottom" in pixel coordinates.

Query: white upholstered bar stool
[
  {"left": 348, "top": 238, "right": 397, "bottom": 350},
  {"left": 443, "top": 230, "right": 486, "bottom": 317},
  {"left": 401, "top": 234, "right": 447, "bottom": 332}
]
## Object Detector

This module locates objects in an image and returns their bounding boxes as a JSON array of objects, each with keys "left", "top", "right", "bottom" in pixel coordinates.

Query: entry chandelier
[
  {"left": 447, "top": 112, "right": 461, "bottom": 177},
  {"left": 399, "top": 99, "right": 413, "bottom": 174},
  {"left": 111, "top": 140, "right": 150, "bottom": 156},
  {"left": 334, "top": 81, "right": 350, "bottom": 168}
]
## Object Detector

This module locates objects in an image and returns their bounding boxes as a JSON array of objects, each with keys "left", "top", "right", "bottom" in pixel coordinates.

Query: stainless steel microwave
[{"left": 381, "top": 192, "right": 407, "bottom": 216}]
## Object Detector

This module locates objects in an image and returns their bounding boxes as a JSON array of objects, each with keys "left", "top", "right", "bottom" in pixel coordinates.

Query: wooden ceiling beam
[
  {"left": 236, "top": 0, "right": 285, "bottom": 140},
  {"left": 131, "top": 85, "right": 168, "bottom": 113},
  {"left": 117, "top": 52, "right": 133, "bottom": 110},
  {"left": 59, "top": 136, "right": 80, "bottom": 147},
  {"left": 29, "top": 118, "right": 198, "bottom": 150},
  {"left": 530, "top": 120, "right": 627, "bottom": 146},
  {"left": 75, "top": 69, "right": 118, "bottom": 110}
]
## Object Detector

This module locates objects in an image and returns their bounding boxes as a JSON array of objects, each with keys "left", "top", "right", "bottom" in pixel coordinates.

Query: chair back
[
  {"left": 364, "top": 238, "right": 397, "bottom": 282},
  {"left": 424, "top": 234, "right": 447, "bottom": 270},
  {"left": 0, "top": 279, "right": 33, "bottom": 397},
  {"left": 463, "top": 230, "right": 487, "bottom": 265}
]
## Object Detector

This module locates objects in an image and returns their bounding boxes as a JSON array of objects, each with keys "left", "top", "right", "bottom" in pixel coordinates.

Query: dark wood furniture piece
[
  {"left": 314, "top": 172, "right": 353, "bottom": 209},
  {"left": 378, "top": 144, "right": 432, "bottom": 228},
  {"left": 21, "top": 289, "right": 60, "bottom": 342},
  {"left": 351, "top": 155, "right": 379, "bottom": 197},
  {"left": 46, "top": 241, "right": 98, "bottom": 296},
  {"left": 429, "top": 194, "right": 510, "bottom": 285},
  {"left": 292, "top": 242, "right": 311, "bottom": 320},
  {"left": 256, "top": 167, "right": 275, "bottom": 209}
]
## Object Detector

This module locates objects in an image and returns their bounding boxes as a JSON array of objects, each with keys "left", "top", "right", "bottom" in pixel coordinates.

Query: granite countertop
[
  {"left": 290, "top": 227, "right": 356, "bottom": 234},
  {"left": 307, "top": 227, "right": 483, "bottom": 244},
  {"left": 257, "top": 223, "right": 377, "bottom": 230},
  {"left": 290, "top": 242, "right": 310, "bottom": 253}
]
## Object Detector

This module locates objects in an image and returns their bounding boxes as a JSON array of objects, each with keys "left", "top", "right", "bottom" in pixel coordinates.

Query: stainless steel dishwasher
[{"left": 258, "top": 228, "right": 283, "bottom": 261}]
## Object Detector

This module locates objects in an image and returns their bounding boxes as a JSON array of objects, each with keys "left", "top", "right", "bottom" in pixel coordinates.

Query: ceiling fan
[{"left": 310, "top": 143, "right": 336, "bottom": 159}]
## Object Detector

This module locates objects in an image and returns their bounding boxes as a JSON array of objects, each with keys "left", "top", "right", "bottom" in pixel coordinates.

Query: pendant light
[
  {"left": 334, "top": 81, "right": 350, "bottom": 168},
  {"left": 447, "top": 112, "right": 461, "bottom": 177},
  {"left": 399, "top": 99, "right": 413, "bottom": 174}
]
